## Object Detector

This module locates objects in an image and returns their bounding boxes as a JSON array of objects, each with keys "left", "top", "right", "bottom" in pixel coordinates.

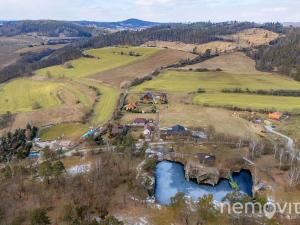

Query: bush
[
  {"left": 63, "top": 62, "right": 74, "bottom": 69},
  {"left": 143, "top": 158, "right": 157, "bottom": 173},
  {"left": 32, "top": 101, "right": 42, "bottom": 110},
  {"left": 30, "top": 208, "right": 51, "bottom": 225},
  {"left": 197, "top": 88, "right": 206, "bottom": 93}
]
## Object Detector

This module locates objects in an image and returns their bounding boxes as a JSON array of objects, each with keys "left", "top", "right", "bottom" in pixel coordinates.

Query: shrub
[
  {"left": 30, "top": 208, "right": 51, "bottom": 225},
  {"left": 143, "top": 158, "right": 157, "bottom": 173},
  {"left": 197, "top": 88, "right": 206, "bottom": 93},
  {"left": 32, "top": 101, "right": 42, "bottom": 110}
]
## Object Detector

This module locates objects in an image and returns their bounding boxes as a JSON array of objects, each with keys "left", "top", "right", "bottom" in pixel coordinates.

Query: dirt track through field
[{"left": 91, "top": 49, "right": 196, "bottom": 88}]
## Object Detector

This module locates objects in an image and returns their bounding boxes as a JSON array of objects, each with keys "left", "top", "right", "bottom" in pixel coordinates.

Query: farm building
[
  {"left": 166, "top": 124, "right": 189, "bottom": 136},
  {"left": 133, "top": 118, "right": 148, "bottom": 126},
  {"left": 143, "top": 128, "right": 151, "bottom": 136},
  {"left": 140, "top": 92, "right": 154, "bottom": 103},
  {"left": 111, "top": 124, "right": 129, "bottom": 136},
  {"left": 191, "top": 131, "right": 208, "bottom": 141},
  {"left": 268, "top": 112, "right": 283, "bottom": 120},
  {"left": 124, "top": 103, "right": 137, "bottom": 111},
  {"left": 155, "top": 92, "right": 168, "bottom": 104}
]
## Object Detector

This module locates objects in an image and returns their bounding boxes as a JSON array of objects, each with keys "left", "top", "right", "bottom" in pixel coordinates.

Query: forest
[
  {"left": 0, "top": 20, "right": 96, "bottom": 37},
  {"left": 254, "top": 28, "right": 300, "bottom": 81}
]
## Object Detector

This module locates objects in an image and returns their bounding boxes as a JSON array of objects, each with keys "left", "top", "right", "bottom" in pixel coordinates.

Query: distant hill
[
  {"left": 0, "top": 19, "right": 160, "bottom": 37},
  {"left": 283, "top": 22, "right": 300, "bottom": 27},
  {"left": 0, "top": 20, "right": 102, "bottom": 37},
  {"left": 75, "top": 18, "right": 161, "bottom": 30},
  {"left": 0, "top": 21, "right": 283, "bottom": 84}
]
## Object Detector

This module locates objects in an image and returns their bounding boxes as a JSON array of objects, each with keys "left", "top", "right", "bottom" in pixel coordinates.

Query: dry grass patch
[
  {"left": 92, "top": 48, "right": 196, "bottom": 88},
  {"left": 142, "top": 40, "right": 238, "bottom": 55},
  {"left": 185, "top": 52, "right": 261, "bottom": 74},
  {"left": 121, "top": 94, "right": 256, "bottom": 138},
  {"left": 39, "top": 123, "right": 90, "bottom": 141},
  {"left": 229, "top": 28, "right": 280, "bottom": 46}
]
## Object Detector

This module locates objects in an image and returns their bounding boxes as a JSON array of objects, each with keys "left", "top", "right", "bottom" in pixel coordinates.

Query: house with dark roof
[
  {"left": 133, "top": 118, "right": 148, "bottom": 126},
  {"left": 140, "top": 92, "right": 154, "bottom": 103},
  {"left": 166, "top": 124, "right": 189, "bottom": 136}
]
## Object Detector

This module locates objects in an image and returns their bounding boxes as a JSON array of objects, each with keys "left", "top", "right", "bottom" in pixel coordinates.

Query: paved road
[{"left": 265, "top": 125, "right": 298, "bottom": 160}]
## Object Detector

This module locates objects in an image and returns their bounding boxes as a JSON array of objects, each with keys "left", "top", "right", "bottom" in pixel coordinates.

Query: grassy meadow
[
  {"left": 131, "top": 70, "right": 300, "bottom": 93},
  {"left": 0, "top": 46, "right": 162, "bottom": 140},
  {"left": 36, "top": 47, "right": 160, "bottom": 79},
  {"left": 131, "top": 70, "right": 300, "bottom": 112},
  {"left": 36, "top": 47, "right": 161, "bottom": 125},
  {"left": 80, "top": 79, "right": 119, "bottom": 125},
  {"left": 0, "top": 79, "right": 62, "bottom": 113},
  {"left": 0, "top": 47, "right": 161, "bottom": 139},
  {"left": 39, "top": 123, "right": 90, "bottom": 141},
  {"left": 193, "top": 93, "right": 300, "bottom": 112}
]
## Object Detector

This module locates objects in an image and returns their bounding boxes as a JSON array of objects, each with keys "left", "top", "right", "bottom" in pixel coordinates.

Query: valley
[{"left": 1, "top": 20, "right": 300, "bottom": 225}]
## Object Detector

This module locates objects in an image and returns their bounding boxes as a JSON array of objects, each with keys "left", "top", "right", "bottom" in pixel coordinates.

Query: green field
[
  {"left": 39, "top": 123, "right": 90, "bottom": 141},
  {"left": 0, "top": 78, "right": 94, "bottom": 113},
  {"left": 131, "top": 70, "right": 300, "bottom": 93},
  {"left": 79, "top": 80, "right": 119, "bottom": 125},
  {"left": 32, "top": 46, "right": 160, "bottom": 128},
  {"left": 37, "top": 47, "right": 160, "bottom": 79},
  {"left": 0, "top": 79, "right": 62, "bottom": 113},
  {"left": 193, "top": 93, "right": 300, "bottom": 112},
  {"left": 131, "top": 70, "right": 300, "bottom": 112}
]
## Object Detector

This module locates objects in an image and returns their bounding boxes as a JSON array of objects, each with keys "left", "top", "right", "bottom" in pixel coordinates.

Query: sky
[{"left": 0, "top": 0, "right": 299, "bottom": 22}]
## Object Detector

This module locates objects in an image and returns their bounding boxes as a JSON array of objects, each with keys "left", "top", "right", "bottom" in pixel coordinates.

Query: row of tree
[{"left": 221, "top": 88, "right": 300, "bottom": 97}]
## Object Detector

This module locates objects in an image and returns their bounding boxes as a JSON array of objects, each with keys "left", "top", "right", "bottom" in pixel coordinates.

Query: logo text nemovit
[{"left": 220, "top": 202, "right": 300, "bottom": 219}]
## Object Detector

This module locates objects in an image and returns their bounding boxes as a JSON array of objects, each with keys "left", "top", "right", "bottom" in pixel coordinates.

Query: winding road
[{"left": 264, "top": 125, "right": 298, "bottom": 160}]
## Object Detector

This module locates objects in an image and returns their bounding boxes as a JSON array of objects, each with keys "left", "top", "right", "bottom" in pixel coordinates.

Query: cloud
[
  {"left": 135, "top": 0, "right": 176, "bottom": 6},
  {"left": 261, "top": 7, "right": 288, "bottom": 13},
  {"left": 0, "top": 0, "right": 299, "bottom": 22}
]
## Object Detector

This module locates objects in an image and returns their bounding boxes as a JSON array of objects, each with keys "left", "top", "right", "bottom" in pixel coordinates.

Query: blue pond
[{"left": 155, "top": 161, "right": 253, "bottom": 205}]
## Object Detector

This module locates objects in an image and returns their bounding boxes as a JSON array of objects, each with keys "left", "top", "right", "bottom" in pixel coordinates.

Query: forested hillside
[
  {"left": 0, "top": 46, "right": 82, "bottom": 83},
  {"left": 0, "top": 21, "right": 283, "bottom": 84},
  {"left": 0, "top": 20, "right": 96, "bottom": 37},
  {"left": 85, "top": 21, "right": 282, "bottom": 48},
  {"left": 255, "top": 28, "right": 300, "bottom": 81},
  {"left": 76, "top": 18, "right": 161, "bottom": 29}
]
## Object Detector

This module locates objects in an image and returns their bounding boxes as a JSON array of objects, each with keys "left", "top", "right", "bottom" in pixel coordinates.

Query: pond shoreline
[{"left": 154, "top": 160, "right": 253, "bottom": 205}]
